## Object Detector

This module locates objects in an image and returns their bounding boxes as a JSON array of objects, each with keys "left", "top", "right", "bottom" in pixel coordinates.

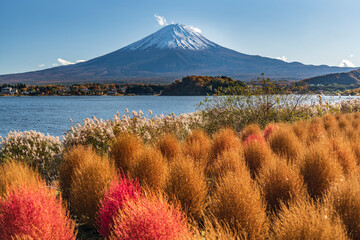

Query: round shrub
[
  {"left": 0, "top": 160, "right": 45, "bottom": 197},
  {"left": 269, "top": 126, "right": 303, "bottom": 162},
  {"left": 291, "top": 120, "right": 308, "bottom": 142},
  {"left": 350, "top": 137, "right": 360, "bottom": 165},
  {"left": 306, "top": 118, "right": 326, "bottom": 145},
  {"left": 243, "top": 138, "right": 273, "bottom": 177},
  {"left": 243, "top": 133, "right": 266, "bottom": 146},
  {"left": 200, "top": 214, "right": 241, "bottom": 240},
  {"left": 59, "top": 145, "right": 97, "bottom": 200},
  {"left": 206, "top": 150, "right": 247, "bottom": 183},
  {"left": 257, "top": 158, "right": 307, "bottom": 213},
  {"left": 240, "top": 123, "right": 262, "bottom": 142},
  {"left": 0, "top": 130, "right": 62, "bottom": 183},
  {"left": 166, "top": 155, "right": 207, "bottom": 221},
  {"left": 210, "top": 128, "right": 242, "bottom": 161},
  {"left": 209, "top": 172, "right": 268, "bottom": 239},
  {"left": 69, "top": 154, "right": 117, "bottom": 226},
  {"left": 182, "top": 129, "right": 211, "bottom": 167},
  {"left": 300, "top": 141, "right": 344, "bottom": 199},
  {"left": 0, "top": 185, "right": 76, "bottom": 239},
  {"left": 331, "top": 138, "right": 358, "bottom": 177},
  {"left": 109, "top": 195, "right": 192, "bottom": 240},
  {"left": 327, "top": 179, "right": 360, "bottom": 239},
  {"left": 338, "top": 115, "right": 351, "bottom": 131},
  {"left": 130, "top": 146, "right": 168, "bottom": 191},
  {"left": 110, "top": 133, "right": 143, "bottom": 173},
  {"left": 97, "top": 177, "right": 141, "bottom": 239},
  {"left": 272, "top": 199, "right": 348, "bottom": 240},
  {"left": 322, "top": 114, "right": 338, "bottom": 136},
  {"left": 263, "top": 123, "right": 278, "bottom": 141},
  {"left": 157, "top": 133, "right": 182, "bottom": 161}
]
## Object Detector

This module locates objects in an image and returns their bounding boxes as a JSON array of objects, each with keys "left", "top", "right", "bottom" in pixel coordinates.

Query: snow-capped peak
[{"left": 124, "top": 24, "right": 217, "bottom": 51}]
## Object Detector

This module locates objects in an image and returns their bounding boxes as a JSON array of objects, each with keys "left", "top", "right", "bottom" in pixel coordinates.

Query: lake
[
  {"left": 0, "top": 96, "right": 206, "bottom": 138},
  {"left": 0, "top": 95, "right": 356, "bottom": 138}
]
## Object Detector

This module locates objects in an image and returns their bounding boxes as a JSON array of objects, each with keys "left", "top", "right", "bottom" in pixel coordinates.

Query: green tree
[{"left": 197, "top": 74, "right": 310, "bottom": 133}]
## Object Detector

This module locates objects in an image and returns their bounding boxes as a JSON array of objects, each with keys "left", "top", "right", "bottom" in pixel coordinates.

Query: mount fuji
[{"left": 0, "top": 24, "right": 356, "bottom": 84}]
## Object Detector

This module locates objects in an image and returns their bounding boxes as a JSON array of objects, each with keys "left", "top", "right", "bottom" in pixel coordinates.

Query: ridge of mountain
[
  {"left": 0, "top": 24, "right": 356, "bottom": 84},
  {"left": 123, "top": 24, "right": 217, "bottom": 51},
  {"left": 302, "top": 69, "right": 360, "bottom": 85}
]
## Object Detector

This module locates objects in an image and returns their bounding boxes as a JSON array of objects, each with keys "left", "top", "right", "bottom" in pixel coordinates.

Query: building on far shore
[
  {"left": 107, "top": 89, "right": 117, "bottom": 95},
  {"left": 1, "top": 87, "right": 18, "bottom": 94},
  {"left": 1, "top": 87, "right": 12, "bottom": 94}
]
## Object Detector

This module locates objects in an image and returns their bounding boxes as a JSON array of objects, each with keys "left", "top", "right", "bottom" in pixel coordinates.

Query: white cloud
[
  {"left": 189, "top": 26, "right": 202, "bottom": 33},
  {"left": 57, "top": 58, "right": 74, "bottom": 65},
  {"left": 52, "top": 63, "right": 59, "bottom": 67},
  {"left": 350, "top": 54, "right": 354, "bottom": 58},
  {"left": 76, "top": 59, "right": 86, "bottom": 63},
  {"left": 339, "top": 59, "right": 356, "bottom": 67},
  {"left": 154, "top": 14, "right": 168, "bottom": 26},
  {"left": 276, "top": 56, "right": 287, "bottom": 62},
  {"left": 38, "top": 64, "right": 45, "bottom": 68}
]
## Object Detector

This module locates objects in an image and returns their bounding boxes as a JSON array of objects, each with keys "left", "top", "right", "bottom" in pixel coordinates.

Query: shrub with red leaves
[
  {"left": 243, "top": 133, "right": 266, "bottom": 145},
  {"left": 109, "top": 195, "right": 192, "bottom": 240},
  {"left": 0, "top": 185, "right": 76, "bottom": 239},
  {"left": 97, "top": 177, "right": 141, "bottom": 238},
  {"left": 263, "top": 124, "right": 277, "bottom": 141}
]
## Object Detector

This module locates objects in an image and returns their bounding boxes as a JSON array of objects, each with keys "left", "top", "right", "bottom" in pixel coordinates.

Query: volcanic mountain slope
[
  {"left": 0, "top": 24, "right": 356, "bottom": 84},
  {"left": 302, "top": 69, "right": 360, "bottom": 85}
]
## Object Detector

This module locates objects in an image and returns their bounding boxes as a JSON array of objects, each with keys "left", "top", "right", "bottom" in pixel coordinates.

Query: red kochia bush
[
  {"left": 243, "top": 133, "right": 266, "bottom": 145},
  {"left": 97, "top": 177, "right": 141, "bottom": 239},
  {"left": 0, "top": 185, "right": 76, "bottom": 239},
  {"left": 109, "top": 195, "right": 192, "bottom": 240},
  {"left": 263, "top": 124, "right": 278, "bottom": 141}
]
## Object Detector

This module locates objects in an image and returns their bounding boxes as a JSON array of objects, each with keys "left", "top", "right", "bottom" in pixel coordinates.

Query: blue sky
[{"left": 1, "top": 0, "right": 360, "bottom": 75}]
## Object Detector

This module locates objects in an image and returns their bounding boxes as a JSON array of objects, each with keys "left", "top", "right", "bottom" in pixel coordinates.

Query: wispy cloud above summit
[{"left": 154, "top": 14, "right": 168, "bottom": 26}]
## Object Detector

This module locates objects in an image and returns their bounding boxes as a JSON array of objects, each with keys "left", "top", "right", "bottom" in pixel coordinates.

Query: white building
[{"left": 1, "top": 87, "right": 12, "bottom": 94}]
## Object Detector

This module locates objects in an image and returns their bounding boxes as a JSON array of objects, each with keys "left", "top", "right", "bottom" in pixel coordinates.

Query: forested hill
[
  {"left": 302, "top": 69, "right": 360, "bottom": 85},
  {"left": 161, "top": 76, "right": 246, "bottom": 96}
]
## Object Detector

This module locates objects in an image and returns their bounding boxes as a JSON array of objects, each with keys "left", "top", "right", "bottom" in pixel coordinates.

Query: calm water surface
[
  {"left": 0, "top": 96, "right": 205, "bottom": 138},
  {"left": 0, "top": 95, "right": 357, "bottom": 138}
]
